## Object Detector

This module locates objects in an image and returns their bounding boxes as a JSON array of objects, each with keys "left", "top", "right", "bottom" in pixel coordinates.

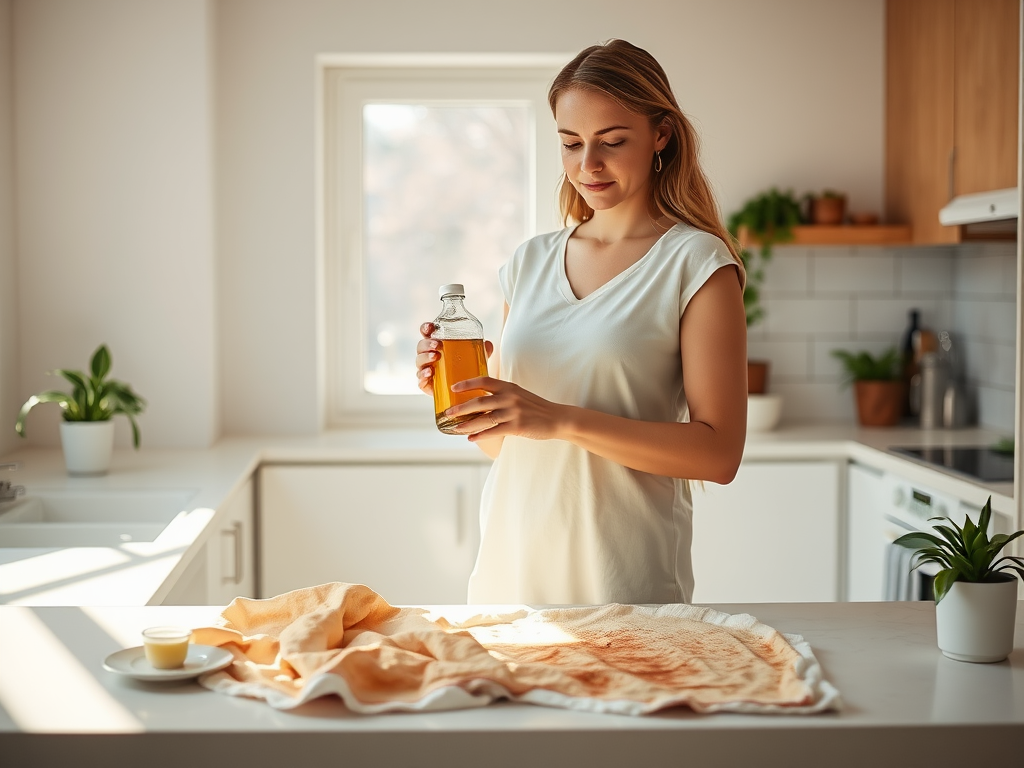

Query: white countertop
[
  {"left": 0, "top": 423, "right": 1016, "bottom": 607},
  {"left": 2, "top": 601, "right": 1022, "bottom": 767}
]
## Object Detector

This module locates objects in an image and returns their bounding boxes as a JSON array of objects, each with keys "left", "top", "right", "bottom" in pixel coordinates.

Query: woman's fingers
[
  {"left": 415, "top": 323, "right": 439, "bottom": 396},
  {"left": 451, "top": 375, "right": 503, "bottom": 395},
  {"left": 415, "top": 346, "right": 440, "bottom": 369},
  {"left": 417, "top": 364, "right": 434, "bottom": 395},
  {"left": 484, "top": 340, "right": 494, "bottom": 358}
]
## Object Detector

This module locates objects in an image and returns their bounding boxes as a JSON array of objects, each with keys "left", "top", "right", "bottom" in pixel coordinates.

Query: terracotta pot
[
  {"left": 747, "top": 360, "right": 770, "bottom": 395},
  {"left": 854, "top": 380, "right": 905, "bottom": 426},
  {"left": 811, "top": 195, "right": 846, "bottom": 225}
]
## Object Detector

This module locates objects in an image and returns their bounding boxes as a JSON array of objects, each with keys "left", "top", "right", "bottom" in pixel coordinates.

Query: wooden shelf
[{"left": 737, "top": 224, "right": 912, "bottom": 248}]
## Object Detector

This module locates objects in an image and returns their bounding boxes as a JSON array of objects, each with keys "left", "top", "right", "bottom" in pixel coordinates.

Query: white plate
[{"left": 103, "top": 644, "right": 233, "bottom": 682}]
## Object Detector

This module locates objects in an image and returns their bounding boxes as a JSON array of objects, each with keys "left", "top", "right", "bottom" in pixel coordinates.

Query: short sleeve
[
  {"left": 498, "top": 240, "right": 528, "bottom": 305},
  {"left": 676, "top": 231, "right": 740, "bottom": 319}
]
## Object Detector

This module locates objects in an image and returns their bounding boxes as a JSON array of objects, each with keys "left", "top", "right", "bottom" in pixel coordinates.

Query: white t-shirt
[{"left": 466, "top": 222, "right": 737, "bottom": 605}]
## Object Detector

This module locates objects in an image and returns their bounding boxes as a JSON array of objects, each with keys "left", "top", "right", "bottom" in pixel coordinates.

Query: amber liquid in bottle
[{"left": 432, "top": 338, "right": 489, "bottom": 434}]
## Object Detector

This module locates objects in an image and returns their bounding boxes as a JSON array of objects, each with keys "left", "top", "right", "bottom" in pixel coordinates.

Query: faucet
[{"left": 0, "top": 462, "right": 24, "bottom": 503}]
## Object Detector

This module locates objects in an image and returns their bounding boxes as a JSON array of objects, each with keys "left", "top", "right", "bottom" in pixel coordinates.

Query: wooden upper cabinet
[
  {"left": 954, "top": 0, "right": 1020, "bottom": 197},
  {"left": 886, "top": 0, "right": 1019, "bottom": 244}
]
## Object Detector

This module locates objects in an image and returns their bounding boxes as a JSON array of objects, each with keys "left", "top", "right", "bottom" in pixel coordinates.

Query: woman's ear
[{"left": 655, "top": 118, "right": 672, "bottom": 151}]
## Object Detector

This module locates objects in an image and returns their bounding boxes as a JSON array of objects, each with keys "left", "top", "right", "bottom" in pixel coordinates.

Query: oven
[
  {"left": 880, "top": 477, "right": 947, "bottom": 601},
  {"left": 847, "top": 461, "right": 1008, "bottom": 602},
  {"left": 879, "top": 473, "right": 993, "bottom": 602}
]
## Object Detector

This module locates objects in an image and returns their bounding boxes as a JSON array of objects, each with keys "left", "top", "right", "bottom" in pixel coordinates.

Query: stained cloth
[{"left": 193, "top": 582, "right": 841, "bottom": 715}]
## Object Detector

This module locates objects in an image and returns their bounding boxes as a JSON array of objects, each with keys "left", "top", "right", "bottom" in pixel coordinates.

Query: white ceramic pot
[
  {"left": 747, "top": 394, "right": 783, "bottom": 432},
  {"left": 59, "top": 421, "right": 115, "bottom": 476},
  {"left": 935, "top": 575, "right": 1019, "bottom": 663}
]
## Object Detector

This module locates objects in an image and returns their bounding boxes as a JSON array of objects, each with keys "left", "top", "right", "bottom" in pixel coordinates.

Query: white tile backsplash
[
  {"left": 966, "top": 339, "right": 1016, "bottom": 391},
  {"left": 952, "top": 297, "right": 1016, "bottom": 344},
  {"left": 771, "top": 379, "right": 857, "bottom": 423},
  {"left": 811, "top": 251, "right": 896, "bottom": 294},
  {"left": 760, "top": 251, "right": 810, "bottom": 295},
  {"left": 976, "top": 385, "right": 1015, "bottom": 436},
  {"left": 897, "top": 249, "right": 955, "bottom": 293},
  {"left": 764, "top": 296, "right": 854, "bottom": 335},
  {"left": 854, "top": 297, "right": 950, "bottom": 336},
  {"left": 953, "top": 244, "right": 1014, "bottom": 296},
  {"left": 754, "top": 241, "right": 1015, "bottom": 432},
  {"left": 747, "top": 339, "right": 810, "bottom": 379}
]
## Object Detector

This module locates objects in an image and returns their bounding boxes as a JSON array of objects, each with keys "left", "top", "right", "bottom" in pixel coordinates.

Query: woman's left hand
[{"left": 446, "top": 377, "right": 566, "bottom": 441}]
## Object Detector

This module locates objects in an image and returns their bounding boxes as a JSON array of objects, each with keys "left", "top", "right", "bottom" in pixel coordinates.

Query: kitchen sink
[{"left": 0, "top": 489, "right": 196, "bottom": 548}]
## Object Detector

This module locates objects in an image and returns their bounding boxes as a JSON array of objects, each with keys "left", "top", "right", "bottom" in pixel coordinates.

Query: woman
[{"left": 416, "top": 39, "right": 747, "bottom": 605}]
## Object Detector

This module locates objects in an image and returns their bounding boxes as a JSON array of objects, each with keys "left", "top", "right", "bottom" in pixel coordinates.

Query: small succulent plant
[{"left": 894, "top": 496, "right": 1024, "bottom": 603}]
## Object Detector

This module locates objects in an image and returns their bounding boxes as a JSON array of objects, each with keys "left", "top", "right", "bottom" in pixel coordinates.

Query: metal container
[
  {"left": 942, "top": 380, "right": 969, "bottom": 428},
  {"left": 918, "top": 353, "right": 949, "bottom": 430}
]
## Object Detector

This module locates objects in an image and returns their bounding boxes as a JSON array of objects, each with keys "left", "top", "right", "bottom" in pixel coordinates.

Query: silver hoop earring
[{"left": 654, "top": 151, "right": 663, "bottom": 173}]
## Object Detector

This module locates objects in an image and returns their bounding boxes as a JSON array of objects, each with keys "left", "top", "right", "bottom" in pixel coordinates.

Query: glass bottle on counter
[
  {"left": 901, "top": 308, "right": 920, "bottom": 417},
  {"left": 430, "top": 284, "right": 490, "bottom": 434}
]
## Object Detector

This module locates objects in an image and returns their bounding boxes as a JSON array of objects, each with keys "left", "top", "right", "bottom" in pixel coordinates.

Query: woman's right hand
[
  {"left": 416, "top": 321, "right": 495, "bottom": 397},
  {"left": 415, "top": 322, "right": 440, "bottom": 396}
]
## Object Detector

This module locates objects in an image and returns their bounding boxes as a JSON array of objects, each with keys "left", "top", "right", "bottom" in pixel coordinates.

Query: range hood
[{"left": 938, "top": 187, "right": 1019, "bottom": 226}]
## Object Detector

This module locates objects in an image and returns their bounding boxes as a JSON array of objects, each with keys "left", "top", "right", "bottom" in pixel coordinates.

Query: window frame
[{"left": 316, "top": 53, "right": 569, "bottom": 429}]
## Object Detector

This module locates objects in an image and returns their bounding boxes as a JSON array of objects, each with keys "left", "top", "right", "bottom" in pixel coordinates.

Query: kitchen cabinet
[
  {"left": 259, "top": 464, "right": 487, "bottom": 604},
  {"left": 846, "top": 462, "right": 888, "bottom": 601},
  {"left": 206, "top": 478, "right": 256, "bottom": 605},
  {"left": 159, "top": 544, "right": 210, "bottom": 605},
  {"left": 885, "top": 0, "right": 1019, "bottom": 244},
  {"left": 690, "top": 461, "right": 841, "bottom": 603},
  {"left": 161, "top": 478, "right": 255, "bottom": 606}
]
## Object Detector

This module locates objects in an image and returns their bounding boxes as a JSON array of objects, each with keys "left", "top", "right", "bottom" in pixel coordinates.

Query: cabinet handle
[
  {"left": 455, "top": 485, "right": 464, "bottom": 546},
  {"left": 221, "top": 521, "right": 244, "bottom": 585}
]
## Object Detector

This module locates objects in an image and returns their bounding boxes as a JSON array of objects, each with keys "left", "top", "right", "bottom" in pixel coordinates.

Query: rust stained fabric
[{"left": 191, "top": 582, "right": 841, "bottom": 715}]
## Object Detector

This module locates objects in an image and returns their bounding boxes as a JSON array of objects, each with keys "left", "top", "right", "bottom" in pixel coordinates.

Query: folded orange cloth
[{"left": 191, "top": 582, "right": 840, "bottom": 715}]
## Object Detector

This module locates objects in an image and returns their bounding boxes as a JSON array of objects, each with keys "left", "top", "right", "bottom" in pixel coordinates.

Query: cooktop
[{"left": 888, "top": 446, "right": 1014, "bottom": 484}]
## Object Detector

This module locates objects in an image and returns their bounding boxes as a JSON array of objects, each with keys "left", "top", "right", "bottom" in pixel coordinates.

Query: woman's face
[{"left": 554, "top": 88, "right": 670, "bottom": 215}]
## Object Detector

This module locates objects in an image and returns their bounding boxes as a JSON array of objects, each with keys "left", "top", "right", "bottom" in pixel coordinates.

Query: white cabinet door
[
  {"left": 260, "top": 465, "right": 483, "bottom": 604},
  {"left": 846, "top": 462, "right": 887, "bottom": 602},
  {"left": 691, "top": 461, "right": 840, "bottom": 603},
  {"left": 207, "top": 478, "right": 256, "bottom": 605},
  {"left": 160, "top": 545, "right": 209, "bottom": 605}
]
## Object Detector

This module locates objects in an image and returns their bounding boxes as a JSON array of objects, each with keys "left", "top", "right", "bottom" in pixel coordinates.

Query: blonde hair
[{"left": 548, "top": 39, "right": 745, "bottom": 288}]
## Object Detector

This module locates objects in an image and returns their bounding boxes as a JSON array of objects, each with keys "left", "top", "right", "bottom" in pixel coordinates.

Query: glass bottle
[
  {"left": 430, "top": 284, "right": 489, "bottom": 434},
  {"left": 901, "top": 309, "right": 920, "bottom": 417}
]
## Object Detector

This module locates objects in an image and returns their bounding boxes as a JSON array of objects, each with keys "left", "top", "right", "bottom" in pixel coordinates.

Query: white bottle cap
[{"left": 438, "top": 283, "right": 465, "bottom": 299}]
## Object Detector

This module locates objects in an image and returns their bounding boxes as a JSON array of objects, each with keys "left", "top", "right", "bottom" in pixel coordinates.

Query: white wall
[
  {"left": 0, "top": 0, "right": 17, "bottom": 456},
  {"left": 215, "top": 0, "right": 885, "bottom": 434},
  {"left": 14, "top": 0, "right": 219, "bottom": 448}
]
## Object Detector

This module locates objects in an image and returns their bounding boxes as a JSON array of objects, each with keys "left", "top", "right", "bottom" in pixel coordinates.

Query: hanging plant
[{"left": 727, "top": 188, "right": 804, "bottom": 328}]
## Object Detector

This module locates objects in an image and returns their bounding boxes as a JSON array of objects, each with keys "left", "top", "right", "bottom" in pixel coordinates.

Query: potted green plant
[
  {"left": 727, "top": 188, "right": 803, "bottom": 397},
  {"left": 15, "top": 344, "right": 146, "bottom": 476},
  {"left": 831, "top": 347, "right": 904, "bottom": 426},
  {"left": 894, "top": 496, "right": 1023, "bottom": 662}
]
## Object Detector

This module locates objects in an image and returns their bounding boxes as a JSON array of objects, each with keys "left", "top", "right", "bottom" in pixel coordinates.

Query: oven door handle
[{"left": 883, "top": 521, "right": 941, "bottom": 576}]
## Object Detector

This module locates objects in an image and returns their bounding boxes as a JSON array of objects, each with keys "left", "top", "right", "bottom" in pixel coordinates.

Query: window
[{"left": 318, "top": 55, "right": 566, "bottom": 427}]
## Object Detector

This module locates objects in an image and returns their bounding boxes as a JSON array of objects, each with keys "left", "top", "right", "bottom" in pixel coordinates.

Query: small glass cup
[{"left": 142, "top": 626, "right": 192, "bottom": 670}]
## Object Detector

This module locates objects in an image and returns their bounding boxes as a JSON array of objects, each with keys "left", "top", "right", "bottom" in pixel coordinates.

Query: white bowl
[{"left": 747, "top": 393, "right": 783, "bottom": 432}]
